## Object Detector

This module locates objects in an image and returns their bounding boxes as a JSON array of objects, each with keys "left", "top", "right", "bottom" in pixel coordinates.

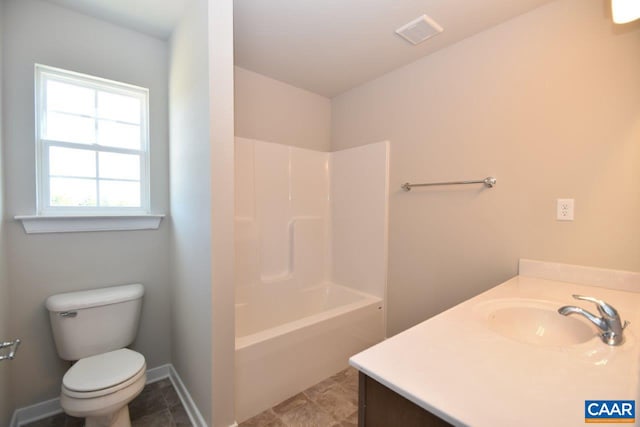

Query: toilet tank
[{"left": 46, "top": 284, "right": 144, "bottom": 361}]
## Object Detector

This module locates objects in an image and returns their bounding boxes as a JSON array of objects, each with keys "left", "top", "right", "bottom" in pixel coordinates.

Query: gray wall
[
  {"left": 169, "top": 0, "right": 213, "bottom": 423},
  {"left": 234, "top": 66, "right": 331, "bottom": 151},
  {"left": 209, "top": 0, "right": 236, "bottom": 424},
  {"left": 3, "top": 0, "right": 171, "bottom": 408},
  {"left": 170, "top": 0, "right": 236, "bottom": 423},
  {"left": 332, "top": 0, "right": 640, "bottom": 336},
  {"left": 0, "top": 0, "right": 12, "bottom": 423}
]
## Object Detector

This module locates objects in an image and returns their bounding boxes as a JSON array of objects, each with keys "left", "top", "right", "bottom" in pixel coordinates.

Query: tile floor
[
  {"left": 239, "top": 367, "right": 359, "bottom": 427},
  {"left": 23, "top": 368, "right": 359, "bottom": 427},
  {"left": 23, "top": 378, "right": 192, "bottom": 427}
]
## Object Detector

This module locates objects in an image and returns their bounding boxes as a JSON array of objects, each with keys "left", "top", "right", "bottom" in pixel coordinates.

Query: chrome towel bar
[{"left": 401, "top": 176, "right": 496, "bottom": 191}]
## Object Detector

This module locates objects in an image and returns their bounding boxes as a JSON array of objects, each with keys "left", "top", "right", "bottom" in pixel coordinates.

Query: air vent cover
[{"left": 395, "top": 14, "right": 443, "bottom": 45}]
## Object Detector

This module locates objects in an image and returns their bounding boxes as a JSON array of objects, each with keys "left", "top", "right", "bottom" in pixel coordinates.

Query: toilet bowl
[
  {"left": 46, "top": 284, "right": 146, "bottom": 427},
  {"left": 60, "top": 349, "right": 146, "bottom": 427}
]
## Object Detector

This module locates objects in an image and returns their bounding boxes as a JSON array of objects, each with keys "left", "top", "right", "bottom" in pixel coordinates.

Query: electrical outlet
[{"left": 557, "top": 198, "right": 574, "bottom": 221}]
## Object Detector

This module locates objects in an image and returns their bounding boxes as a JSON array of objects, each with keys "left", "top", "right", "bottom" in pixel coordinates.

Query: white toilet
[{"left": 46, "top": 284, "right": 146, "bottom": 427}]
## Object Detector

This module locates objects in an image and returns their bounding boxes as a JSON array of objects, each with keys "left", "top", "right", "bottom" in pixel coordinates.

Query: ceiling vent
[{"left": 395, "top": 14, "right": 443, "bottom": 45}]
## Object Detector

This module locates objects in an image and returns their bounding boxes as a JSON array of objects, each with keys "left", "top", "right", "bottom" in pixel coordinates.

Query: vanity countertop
[{"left": 350, "top": 260, "right": 640, "bottom": 427}]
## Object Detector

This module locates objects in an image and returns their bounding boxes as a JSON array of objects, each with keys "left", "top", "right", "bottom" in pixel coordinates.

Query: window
[{"left": 35, "top": 65, "right": 150, "bottom": 215}]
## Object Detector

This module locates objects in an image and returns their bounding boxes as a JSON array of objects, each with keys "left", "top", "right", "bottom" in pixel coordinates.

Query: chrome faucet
[{"left": 558, "top": 295, "right": 629, "bottom": 346}]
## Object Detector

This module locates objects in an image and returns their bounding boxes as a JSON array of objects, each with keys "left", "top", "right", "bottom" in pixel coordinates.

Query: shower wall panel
[{"left": 235, "top": 137, "right": 330, "bottom": 288}]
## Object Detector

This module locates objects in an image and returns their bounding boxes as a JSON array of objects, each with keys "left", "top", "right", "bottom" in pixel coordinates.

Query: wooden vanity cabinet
[{"left": 358, "top": 372, "right": 454, "bottom": 427}]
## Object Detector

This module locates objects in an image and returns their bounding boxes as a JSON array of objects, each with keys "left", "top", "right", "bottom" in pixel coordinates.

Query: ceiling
[
  {"left": 234, "top": 0, "right": 556, "bottom": 97},
  {"left": 44, "top": 0, "right": 557, "bottom": 97},
  {"left": 45, "top": 0, "right": 187, "bottom": 39}
]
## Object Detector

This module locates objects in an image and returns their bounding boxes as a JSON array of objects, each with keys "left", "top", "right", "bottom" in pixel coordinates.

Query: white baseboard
[
  {"left": 9, "top": 397, "right": 61, "bottom": 427},
  {"left": 10, "top": 363, "right": 208, "bottom": 427},
  {"left": 146, "top": 363, "right": 171, "bottom": 384},
  {"left": 168, "top": 365, "right": 208, "bottom": 427}
]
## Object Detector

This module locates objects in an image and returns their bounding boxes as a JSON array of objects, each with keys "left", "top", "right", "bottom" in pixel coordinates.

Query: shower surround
[{"left": 234, "top": 137, "right": 389, "bottom": 422}]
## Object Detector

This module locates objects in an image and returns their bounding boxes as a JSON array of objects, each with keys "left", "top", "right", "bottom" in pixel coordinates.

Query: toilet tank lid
[{"left": 46, "top": 283, "right": 144, "bottom": 312}]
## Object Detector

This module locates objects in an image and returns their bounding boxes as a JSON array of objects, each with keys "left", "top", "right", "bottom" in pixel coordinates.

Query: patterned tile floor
[
  {"left": 23, "top": 378, "right": 192, "bottom": 427},
  {"left": 23, "top": 368, "right": 359, "bottom": 427},
  {"left": 239, "top": 367, "right": 359, "bottom": 427}
]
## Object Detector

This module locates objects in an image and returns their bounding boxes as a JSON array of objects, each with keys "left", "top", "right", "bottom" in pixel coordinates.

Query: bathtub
[{"left": 235, "top": 283, "right": 384, "bottom": 422}]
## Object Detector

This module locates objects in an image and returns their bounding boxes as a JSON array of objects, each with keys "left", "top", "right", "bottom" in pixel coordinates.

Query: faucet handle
[{"left": 572, "top": 295, "right": 619, "bottom": 319}]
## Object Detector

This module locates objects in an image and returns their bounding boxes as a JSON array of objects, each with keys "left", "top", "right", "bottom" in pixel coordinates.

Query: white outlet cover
[{"left": 557, "top": 198, "right": 574, "bottom": 221}]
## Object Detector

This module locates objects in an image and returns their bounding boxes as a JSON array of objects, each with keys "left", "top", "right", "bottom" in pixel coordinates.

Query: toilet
[{"left": 46, "top": 284, "right": 146, "bottom": 427}]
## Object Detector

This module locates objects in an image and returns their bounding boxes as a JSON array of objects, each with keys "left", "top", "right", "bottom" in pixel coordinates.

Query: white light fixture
[{"left": 612, "top": 0, "right": 640, "bottom": 24}]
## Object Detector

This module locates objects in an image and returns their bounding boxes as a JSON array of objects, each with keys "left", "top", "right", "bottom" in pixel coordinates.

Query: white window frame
[{"left": 35, "top": 64, "right": 150, "bottom": 216}]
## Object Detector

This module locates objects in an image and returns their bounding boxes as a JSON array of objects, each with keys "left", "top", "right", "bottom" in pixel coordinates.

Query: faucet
[{"left": 558, "top": 295, "right": 629, "bottom": 346}]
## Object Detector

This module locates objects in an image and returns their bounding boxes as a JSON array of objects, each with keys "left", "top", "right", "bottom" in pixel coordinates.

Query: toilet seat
[
  {"left": 63, "top": 349, "right": 146, "bottom": 399},
  {"left": 60, "top": 369, "right": 146, "bottom": 421}
]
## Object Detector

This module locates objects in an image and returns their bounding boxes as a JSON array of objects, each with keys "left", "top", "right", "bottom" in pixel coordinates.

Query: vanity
[{"left": 350, "top": 260, "right": 640, "bottom": 427}]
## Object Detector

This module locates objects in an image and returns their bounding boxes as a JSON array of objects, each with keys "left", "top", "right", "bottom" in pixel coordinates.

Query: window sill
[{"left": 14, "top": 214, "right": 165, "bottom": 234}]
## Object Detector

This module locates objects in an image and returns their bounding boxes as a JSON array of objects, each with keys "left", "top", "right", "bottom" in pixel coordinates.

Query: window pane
[
  {"left": 46, "top": 80, "right": 95, "bottom": 116},
  {"left": 45, "top": 112, "right": 95, "bottom": 144},
  {"left": 97, "top": 120, "right": 140, "bottom": 150},
  {"left": 50, "top": 177, "right": 96, "bottom": 207},
  {"left": 37, "top": 66, "right": 149, "bottom": 213},
  {"left": 49, "top": 146, "right": 96, "bottom": 178},
  {"left": 99, "top": 180, "right": 140, "bottom": 207},
  {"left": 99, "top": 152, "right": 140, "bottom": 180},
  {"left": 98, "top": 92, "right": 141, "bottom": 124}
]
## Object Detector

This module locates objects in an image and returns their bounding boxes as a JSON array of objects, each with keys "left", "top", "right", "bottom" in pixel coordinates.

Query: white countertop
[{"left": 350, "top": 261, "right": 640, "bottom": 427}]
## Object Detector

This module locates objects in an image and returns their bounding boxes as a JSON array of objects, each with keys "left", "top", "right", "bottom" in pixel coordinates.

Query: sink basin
[{"left": 478, "top": 299, "right": 598, "bottom": 347}]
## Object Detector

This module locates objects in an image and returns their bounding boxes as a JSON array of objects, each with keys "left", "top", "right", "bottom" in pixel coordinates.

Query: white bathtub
[{"left": 235, "top": 283, "right": 384, "bottom": 422}]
